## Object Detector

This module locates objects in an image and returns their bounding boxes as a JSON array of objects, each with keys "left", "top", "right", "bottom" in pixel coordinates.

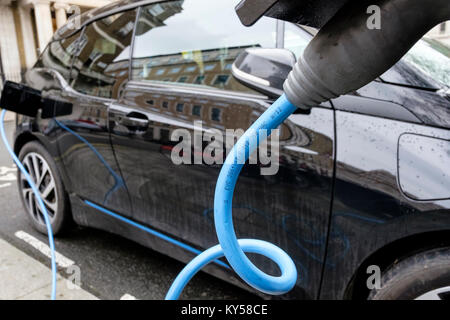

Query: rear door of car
[
  {"left": 110, "top": 0, "right": 336, "bottom": 299},
  {"left": 52, "top": 9, "right": 138, "bottom": 217}
]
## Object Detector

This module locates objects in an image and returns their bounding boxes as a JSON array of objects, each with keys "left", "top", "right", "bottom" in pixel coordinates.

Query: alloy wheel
[
  {"left": 415, "top": 286, "right": 450, "bottom": 300},
  {"left": 20, "top": 152, "right": 58, "bottom": 225}
]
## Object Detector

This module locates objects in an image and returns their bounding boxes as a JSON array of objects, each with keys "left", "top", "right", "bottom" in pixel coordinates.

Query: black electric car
[{"left": 13, "top": 0, "right": 450, "bottom": 300}]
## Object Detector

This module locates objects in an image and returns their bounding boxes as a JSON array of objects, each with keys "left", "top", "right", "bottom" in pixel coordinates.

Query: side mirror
[{"left": 232, "top": 48, "right": 296, "bottom": 98}]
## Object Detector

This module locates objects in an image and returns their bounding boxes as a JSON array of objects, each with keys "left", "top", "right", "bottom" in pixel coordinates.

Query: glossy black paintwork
[
  {"left": 320, "top": 111, "right": 450, "bottom": 299},
  {"left": 356, "top": 81, "right": 450, "bottom": 128},
  {"left": 14, "top": 0, "right": 450, "bottom": 300},
  {"left": 110, "top": 80, "right": 335, "bottom": 299}
]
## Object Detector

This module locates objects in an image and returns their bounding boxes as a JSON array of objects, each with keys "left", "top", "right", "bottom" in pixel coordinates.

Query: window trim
[
  {"left": 127, "top": 6, "right": 142, "bottom": 91},
  {"left": 276, "top": 20, "right": 285, "bottom": 48}
]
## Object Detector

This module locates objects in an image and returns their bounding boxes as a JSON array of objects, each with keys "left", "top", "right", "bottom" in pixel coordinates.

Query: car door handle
[{"left": 118, "top": 112, "right": 149, "bottom": 128}]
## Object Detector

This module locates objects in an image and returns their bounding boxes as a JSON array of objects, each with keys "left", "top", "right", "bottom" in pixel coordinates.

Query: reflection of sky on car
[
  {"left": 404, "top": 40, "right": 450, "bottom": 87},
  {"left": 131, "top": 0, "right": 276, "bottom": 59}
]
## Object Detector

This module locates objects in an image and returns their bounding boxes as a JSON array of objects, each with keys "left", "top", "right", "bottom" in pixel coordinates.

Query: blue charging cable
[
  {"left": 1, "top": 93, "right": 298, "bottom": 301},
  {"left": 0, "top": 109, "right": 57, "bottom": 300},
  {"left": 166, "top": 94, "right": 298, "bottom": 299}
]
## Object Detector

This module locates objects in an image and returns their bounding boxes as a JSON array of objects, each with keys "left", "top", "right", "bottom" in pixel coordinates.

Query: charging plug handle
[
  {"left": 0, "top": 81, "right": 72, "bottom": 119},
  {"left": 284, "top": 0, "right": 450, "bottom": 108},
  {"left": 0, "top": 81, "right": 42, "bottom": 117}
]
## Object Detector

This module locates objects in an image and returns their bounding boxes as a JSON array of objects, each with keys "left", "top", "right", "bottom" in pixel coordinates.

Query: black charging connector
[
  {"left": 0, "top": 81, "right": 42, "bottom": 117},
  {"left": 0, "top": 81, "right": 72, "bottom": 119}
]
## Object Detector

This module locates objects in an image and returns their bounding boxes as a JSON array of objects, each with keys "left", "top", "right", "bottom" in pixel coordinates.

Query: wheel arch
[
  {"left": 14, "top": 131, "right": 39, "bottom": 155},
  {"left": 345, "top": 229, "right": 450, "bottom": 300},
  {"left": 14, "top": 130, "right": 72, "bottom": 197}
]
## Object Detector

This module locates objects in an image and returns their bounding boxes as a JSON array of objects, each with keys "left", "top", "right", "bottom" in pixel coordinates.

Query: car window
[
  {"left": 70, "top": 9, "right": 137, "bottom": 99},
  {"left": 283, "top": 23, "right": 312, "bottom": 59},
  {"left": 132, "top": 0, "right": 277, "bottom": 94},
  {"left": 379, "top": 38, "right": 450, "bottom": 90},
  {"left": 35, "top": 31, "right": 83, "bottom": 82},
  {"left": 282, "top": 21, "right": 450, "bottom": 91}
]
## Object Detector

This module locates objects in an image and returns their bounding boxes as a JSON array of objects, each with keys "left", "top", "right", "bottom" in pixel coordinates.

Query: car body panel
[
  {"left": 320, "top": 111, "right": 450, "bottom": 299},
  {"left": 109, "top": 79, "right": 335, "bottom": 299},
  {"left": 13, "top": 0, "right": 450, "bottom": 300}
]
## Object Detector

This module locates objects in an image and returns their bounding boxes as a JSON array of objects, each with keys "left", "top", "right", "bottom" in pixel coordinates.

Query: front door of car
[{"left": 109, "top": 0, "right": 335, "bottom": 299}]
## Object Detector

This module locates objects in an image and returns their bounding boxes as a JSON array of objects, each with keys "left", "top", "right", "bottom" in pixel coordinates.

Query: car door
[
  {"left": 109, "top": 0, "right": 336, "bottom": 299},
  {"left": 52, "top": 9, "right": 138, "bottom": 218}
]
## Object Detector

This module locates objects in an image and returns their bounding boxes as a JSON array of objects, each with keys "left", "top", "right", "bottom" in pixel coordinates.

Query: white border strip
[{"left": 15, "top": 230, "right": 75, "bottom": 268}]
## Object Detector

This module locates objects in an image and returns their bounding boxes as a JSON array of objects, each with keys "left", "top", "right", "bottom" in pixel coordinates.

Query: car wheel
[
  {"left": 18, "top": 141, "right": 72, "bottom": 235},
  {"left": 368, "top": 247, "right": 450, "bottom": 300}
]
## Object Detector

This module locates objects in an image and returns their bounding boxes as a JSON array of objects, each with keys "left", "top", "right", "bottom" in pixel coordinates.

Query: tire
[
  {"left": 368, "top": 247, "right": 450, "bottom": 300},
  {"left": 17, "top": 141, "right": 72, "bottom": 235}
]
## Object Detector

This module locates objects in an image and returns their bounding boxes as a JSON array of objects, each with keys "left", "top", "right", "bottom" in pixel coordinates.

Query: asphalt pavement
[{"left": 0, "top": 119, "right": 256, "bottom": 300}]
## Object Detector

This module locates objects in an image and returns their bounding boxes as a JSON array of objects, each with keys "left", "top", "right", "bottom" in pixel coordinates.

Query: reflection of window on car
[
  {"left": 170, "top": 67, "right": 181, "bottom": 74},
  {"left": 213, "top": 75, "right": 230, "bottom": 87},
  {"left": 211, "top": 108, "right": 221, "bottom": 122},
  {"left": 132, "top": 0, "right": 277, "bottom": 95},
  {"left": 176, "top": 103, "right": 184, "bottom": 112},
  {"left": 194, "top": 75, "right": 205, "bottom": 84},
  {"left": 192, "top": 105, "right": 202, "bottom": 116}
]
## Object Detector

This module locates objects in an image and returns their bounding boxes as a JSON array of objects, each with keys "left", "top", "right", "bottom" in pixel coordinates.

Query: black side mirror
[{"left": 232, "top": 48, "right": 296, "bottom": 98}]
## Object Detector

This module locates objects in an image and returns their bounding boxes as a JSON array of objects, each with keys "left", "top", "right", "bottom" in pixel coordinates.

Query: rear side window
[
  {"left": 35, "top": 31, "right": 83, "bottom": 82},
  {"left": 71, "top": 9, "right": 137, "bottom": 99},
  {"left": 132, "top": 0, "right": 277, "bottom": 94}
]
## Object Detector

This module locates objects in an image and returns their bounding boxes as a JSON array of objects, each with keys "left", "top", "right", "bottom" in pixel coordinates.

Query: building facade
[{"left": 0, "top": 0, "right": 113, "bottom": 87}]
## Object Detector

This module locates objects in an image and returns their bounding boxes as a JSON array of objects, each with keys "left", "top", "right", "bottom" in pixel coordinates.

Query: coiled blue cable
[
  {"left": 0, "top": 109, "right": 57, "bottom": 300},
  {"left": 1, "top": 92, "right": 297, "bottom": 301},
  {"left": 166, "top": 94, "right": 298, "bottom": 300}
]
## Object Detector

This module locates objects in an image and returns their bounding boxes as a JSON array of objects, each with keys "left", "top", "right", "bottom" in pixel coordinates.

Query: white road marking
[
  {"left": 0, "top": 166, "right": 17, "bottom": 174},
  {"left": 0, "top": 182, "right": 12, "bottom": 188},
  {"left": 0, "top": 166, "right": 17, "bottom": 182},
  {"left": 120, "top": 293, "right": 138, "bottom": 300},
  {"left": 0, "top": 173, "right": 16, "bottom": 181},
  {"left": 14, "top": 230, "right": 75, "bottom": 268}
]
